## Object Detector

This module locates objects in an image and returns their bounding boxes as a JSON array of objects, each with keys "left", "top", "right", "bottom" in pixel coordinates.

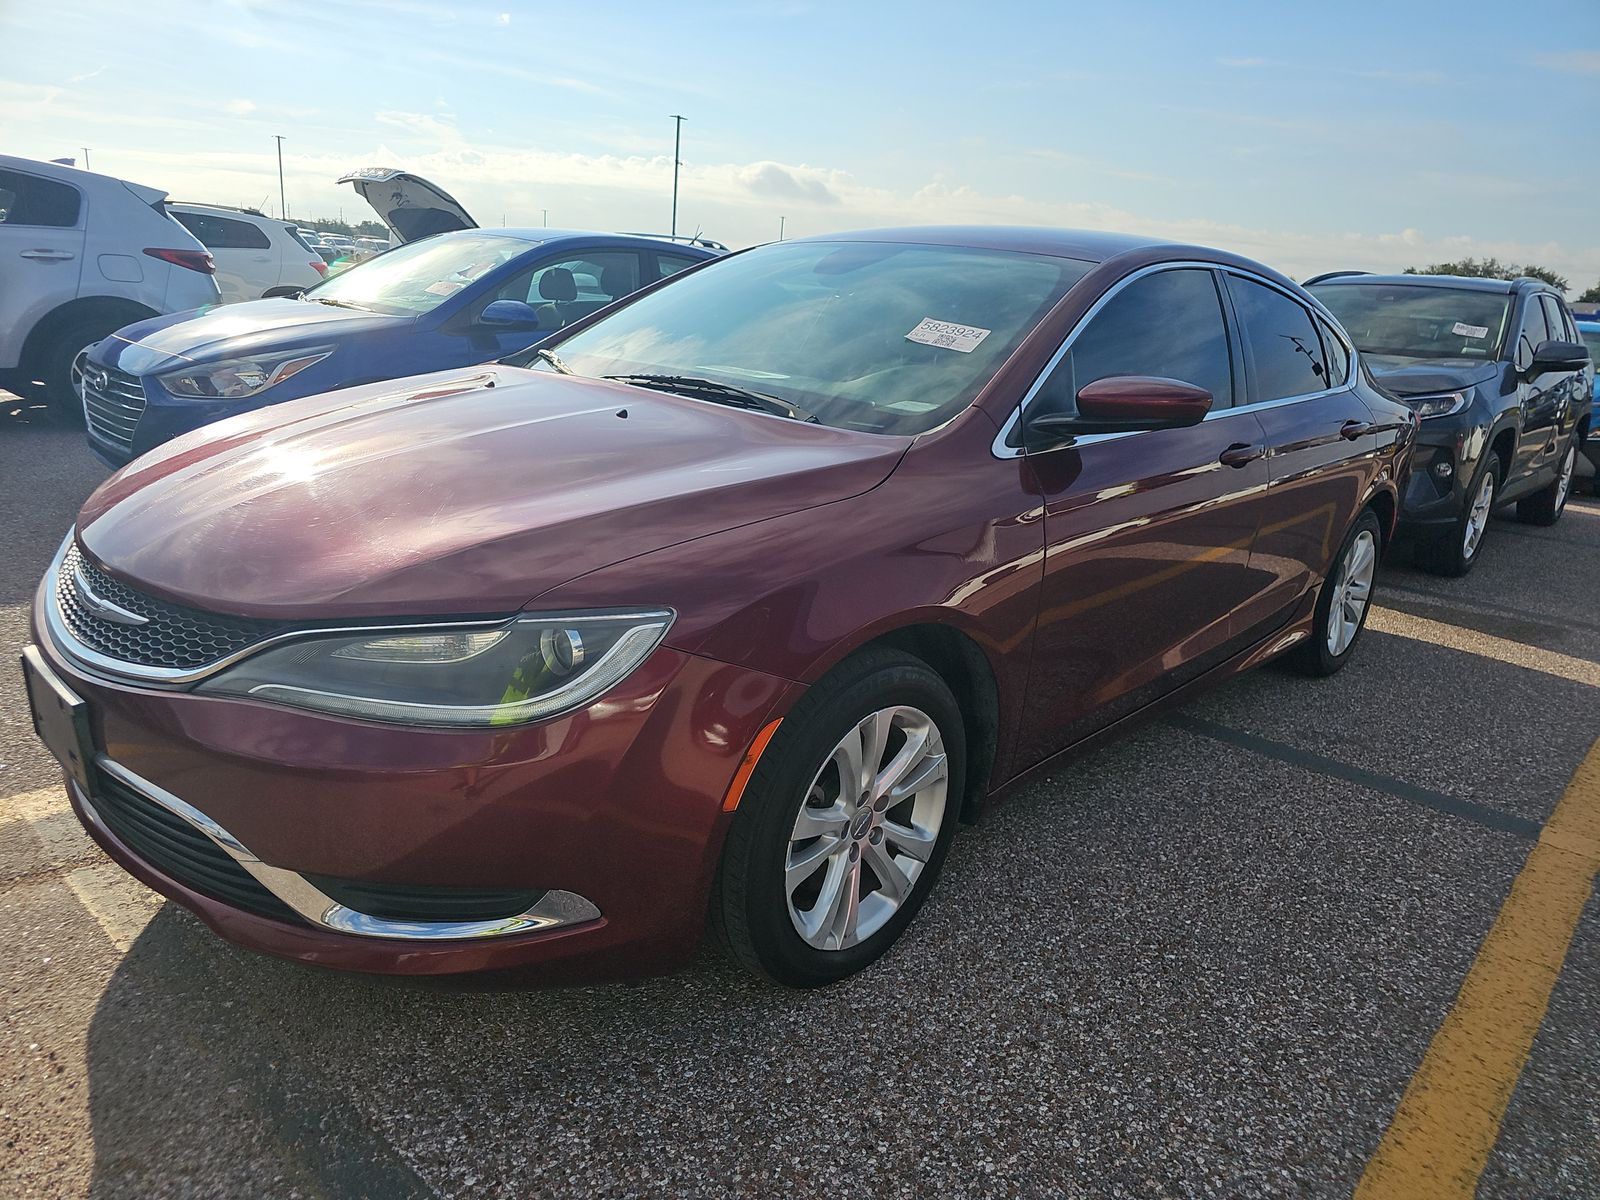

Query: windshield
[
  {"left": 511, "top": 239, "right": 1090, "bottom": 435},
  {"left": 1310, "top": 282, "right": 1512, "bottom": 361},
  {"left": 1580, "top": 326, "right": 1600, "bottom": 359},
  {"left": 304, "top": 232, "right": 528, "bottom": 316}
]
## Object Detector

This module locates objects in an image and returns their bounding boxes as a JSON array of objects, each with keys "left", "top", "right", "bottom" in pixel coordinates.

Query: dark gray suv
[{"left": 1309, "top": 273, "right": 1592, "bottom": 575}]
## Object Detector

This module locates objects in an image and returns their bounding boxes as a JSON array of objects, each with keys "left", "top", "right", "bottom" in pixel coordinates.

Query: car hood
[
  {"left": 1364, "top": 356, "right": 1501, "bottom": 397},
  {"left": 97, "top": 299, "right": 408, "bottom": 375},
  {"left": 337, "top": 167, "right": 477, "bottom": 243},
  {"left": 75, "top": 368, "right": 910, "bottom": 620}
]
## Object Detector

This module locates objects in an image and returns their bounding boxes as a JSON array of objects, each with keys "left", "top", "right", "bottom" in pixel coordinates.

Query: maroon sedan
[{"left": 23, "top": 228, "right": 1414, "bottom": 986}]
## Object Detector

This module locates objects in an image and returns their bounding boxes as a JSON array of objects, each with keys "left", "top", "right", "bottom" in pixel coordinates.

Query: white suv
[
  {"left": 0, "top": 155, "right": 221, "bottom": 414},
  {"left": 168, "top": 203, "right": 327, "bottom": 303}
]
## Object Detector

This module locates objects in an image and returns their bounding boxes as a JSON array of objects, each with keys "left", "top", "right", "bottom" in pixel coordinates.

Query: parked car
[
  {"left": 75, "top": 225, "right": 717, "bottom": 465},
  {"left": 168, "top": 203, "right": 326, "bottom": 303},
  {"left": 1579, "top": 318, "right": 1600, "bottom": 493},
  {"left": 1309, "top": 273, "right": 1592, "bottom": 574},
  {"left": 0, "top": 154, "right": 220, "bottom": 414},
  {"left": 26, "top": 227, "right": 1414, "bottom": 986}
]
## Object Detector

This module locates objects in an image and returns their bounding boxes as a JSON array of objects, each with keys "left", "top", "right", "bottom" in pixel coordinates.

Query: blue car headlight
[{"left": 158, "top": 345, "right": 333, "bottom": 399}]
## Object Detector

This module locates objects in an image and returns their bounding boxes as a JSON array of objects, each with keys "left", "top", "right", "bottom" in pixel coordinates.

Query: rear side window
[
  {"left": 1035, "top": 268, "right": 1235, "bottom": 415},
  {"left": 657, "top": 253, "right": 701, "bottom": 280},
  {"left": 172, "top": 211, "right": 271, "bottom": 250},
  {"left": 0, "top": 169, "right": 82, "bottom": 227},
  {"left": 1315, "top": 316, "right": 1351, "bottom": 387},
  {"left": 1225, "top": 275, "right": 1331, "bottom": 401}
]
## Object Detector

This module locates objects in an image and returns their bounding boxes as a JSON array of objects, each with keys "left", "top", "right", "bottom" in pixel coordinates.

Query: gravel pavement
[{"left": 2, "top": 393, "right": 1597, "bottom": 1198}]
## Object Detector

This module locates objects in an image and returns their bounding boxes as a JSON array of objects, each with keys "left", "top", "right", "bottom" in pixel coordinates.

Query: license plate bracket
[{"left": 20, "top": 646, "right": 96, "bottom": 794}]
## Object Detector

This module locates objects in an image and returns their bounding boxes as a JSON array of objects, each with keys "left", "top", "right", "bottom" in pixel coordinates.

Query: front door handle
[
  {"left": 19, "top": 249, "right": 75, "bottom": 261},
  {"left": 1219, "top": 442, "right": 1265, "bottom": 468},
  {"left": 1340, "top": 420, "right": 1373, "bottom": 440}
]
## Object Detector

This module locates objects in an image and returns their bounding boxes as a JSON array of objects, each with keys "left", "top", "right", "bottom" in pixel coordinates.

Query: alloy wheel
[
  {"left": 1463, "top": 469, "right": 1495, "bottom": 560},
  {"left": 1555, "top": 444, "right": 1575, "bottom": 514},
  {"left": 1326, "top": 528, "right": 1376, "bottom": 657},
  {"left": 784, "top": 706, "right": 948, "bottom": 951}
]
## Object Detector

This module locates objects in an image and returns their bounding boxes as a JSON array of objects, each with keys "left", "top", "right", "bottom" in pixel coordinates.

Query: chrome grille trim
[{"left": 75, "top": 353, "right": 147, "bottom": 455}]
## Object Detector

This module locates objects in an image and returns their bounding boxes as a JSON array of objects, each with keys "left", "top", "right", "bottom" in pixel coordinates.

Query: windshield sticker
[
  {"left": 1452, "top": 322, "right": 1490, "bottom": 339},
  {"left": 906, "top": 318, "right": 992, "bottom": 353},
  {"left": 425, "top": 281, "right": 464, "bottom": 297}
]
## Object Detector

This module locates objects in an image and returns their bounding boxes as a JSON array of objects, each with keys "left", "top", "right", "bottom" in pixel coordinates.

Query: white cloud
[
  {"left": 66, "top": 66, "right": 104, "bottom": 84},
  {"left": 224, "top": 98, "right": 257, "bottom": 116},
  {"left": 1531, "top": 49, "right": 1600, "bottom": 75},
  {"left": 496, "top": 11, "right": 511, "bottom": 24},
  {"left": 1217, "top": 56, "right": 1267, "bottom": 68}
]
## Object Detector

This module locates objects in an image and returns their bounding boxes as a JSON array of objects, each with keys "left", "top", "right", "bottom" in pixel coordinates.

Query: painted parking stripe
[
  {"left": 1367, "top": 606, "right": 1600, "bottom": 688},
  {"left": 1355, "top": 734, "right": 1600, "bottom": 1198}
]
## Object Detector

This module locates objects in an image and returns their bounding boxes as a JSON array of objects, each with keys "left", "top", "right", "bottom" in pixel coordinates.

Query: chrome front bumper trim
[{"left": 78, "top": 757, "right": 602, "bottom": 941}]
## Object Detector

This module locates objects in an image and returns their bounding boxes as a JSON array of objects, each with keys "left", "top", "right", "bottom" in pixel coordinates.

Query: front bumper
[
  {"left": 28, "top": 595, "right": 797, "bottom": 978},
  {"left": 1394, "top": 416, "right": 1489, "bottom": 535}
]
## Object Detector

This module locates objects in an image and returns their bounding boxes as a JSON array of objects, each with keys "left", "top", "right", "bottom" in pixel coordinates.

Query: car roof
[
  {"left": 432, "top": 228, "right": 717, "bottom": 254},
  {"left": 1308, "top": 272, "right": 1533, "bottom": 295},
  {"left": 796, "top": 225, "right": 1167, "bottom": 262}
]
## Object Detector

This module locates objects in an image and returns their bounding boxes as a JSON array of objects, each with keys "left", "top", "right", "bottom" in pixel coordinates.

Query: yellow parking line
[
  {"left": 1355, "top": 734, "right": 1600, "bottom": 1198},
  {"left": 1367, "top": 606, "right": 1600, "bottom": 688}
]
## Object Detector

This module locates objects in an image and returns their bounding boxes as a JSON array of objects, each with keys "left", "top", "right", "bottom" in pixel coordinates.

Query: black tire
[
  {"left": 37, "top": 318, "right": 112, "bottom": 422},
  {"left": 1415, "top": 454, "right": 1501, "bottom": 577},
  {"left": 711, "top": 648, "right": 965, "bottom": 987},
  {"left": 1515, "top": 439, "right": 1577, "bottom": 527},
  {"left": 1288, "top": 508, "right": 1383, "bottom": 677}
]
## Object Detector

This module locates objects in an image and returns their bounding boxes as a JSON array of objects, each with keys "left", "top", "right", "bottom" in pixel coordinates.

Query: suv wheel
[
  {"left": 1516, "top": 441, "right": 1577, "bottom": 527},
  {"left": 712, "top": 649, "right": 964, "bottom": 987},
  {"left": 1417, "top": 454, "right": 1500, "bottom": 577},
  {"left": 38, "top": 317, "right": 114, "bottom": 422}
]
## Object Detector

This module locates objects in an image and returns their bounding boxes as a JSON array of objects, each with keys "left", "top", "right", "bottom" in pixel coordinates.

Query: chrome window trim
[
  {"left": 41, "top": 533, "right": 665, "bottom": 690},
  {"left": 992, "top": 261, "right": 1360, "bottom": 459},
  {"left": 79, "top": 758, "right": 603, "bottom": 941}
]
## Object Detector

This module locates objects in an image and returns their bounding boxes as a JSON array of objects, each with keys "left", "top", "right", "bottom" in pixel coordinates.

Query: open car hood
[{"left": 336, "top": 167, "right": 477, "bottom": 243}]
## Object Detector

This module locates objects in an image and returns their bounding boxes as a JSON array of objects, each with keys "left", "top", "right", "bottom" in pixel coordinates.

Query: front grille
[
  {"left": 55, "top": 541, "right": 293, "bottom": 671},
  {"left": 75, "top": 355, "right": 147, "bottom": 456},
  {"left": 303, "top": 876, "right": 546, "bottom": 923},
  {"left": 90, "top": 769, "right": 299, "bottom": 924}
]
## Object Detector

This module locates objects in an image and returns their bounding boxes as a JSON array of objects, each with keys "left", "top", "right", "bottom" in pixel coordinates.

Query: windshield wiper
[
  {"left": 536, "top": 348, "right": 573, "bottom": 375},
  {"left": 302, "top": 296, "right": 372, "bottom": 312},
  {"left": 602, "top": 374, "right": 818, "bottom": 422}
]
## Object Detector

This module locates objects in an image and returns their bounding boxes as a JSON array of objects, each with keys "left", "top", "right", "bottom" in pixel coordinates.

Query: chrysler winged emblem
[{"left": 71, "top": 565, "right": 149, "bottom": 627}]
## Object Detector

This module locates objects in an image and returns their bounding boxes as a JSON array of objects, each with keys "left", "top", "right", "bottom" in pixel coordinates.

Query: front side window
[
  {"left": 1225, "top": 275, "right": 1330, "bottom": 402},
  {"left": 1539, "top": 295, "right": 1570, "bottom": 344},
  {"left": 0, "top": 169, "right": 81, "bottom": 227},
  {"left": 1031, "top": 268, "right": 1234, "bottom": 419},
  {"left": 485, "top": 251, "right": 644, "bottom": 328},
  {"left": 1516, "top": 296, "right": 1552, "bottom": 370},
  {"left": 1310, "top": 282, "right": 1511, "bottom": 362},
  {"left": 304, "top": 232, "right": 528, "bottom": 315},
  {"left": 517, "top": 240, "right": 1091, "bottom": 436},
  {"left": 1315, "top": 315, "right": 1351, "bottom": 387}
]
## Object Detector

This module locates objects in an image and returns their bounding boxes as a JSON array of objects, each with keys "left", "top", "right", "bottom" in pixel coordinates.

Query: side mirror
[
  {"left": 1526, "top": 339, "right": 1591, "bottom": 380},
  {"left": 479, "top": 299, "right": 544, "bottom": 331},
  {"left": 1026, "top": 376, "right": 1213, "bottom": 447}
]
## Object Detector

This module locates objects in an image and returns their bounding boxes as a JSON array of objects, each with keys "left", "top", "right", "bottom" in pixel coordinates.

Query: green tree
[
  {"left": 1579, "top": 281, "right": 1600, "bottom": 304},
  {"left": 1404, "top": 257, "right": 1569, "bottom": 294}
]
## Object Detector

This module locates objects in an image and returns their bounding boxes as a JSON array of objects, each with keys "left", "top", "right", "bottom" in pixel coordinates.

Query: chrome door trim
[{"left": 993, "top": 260, "right": 1360, "bottom": 460}]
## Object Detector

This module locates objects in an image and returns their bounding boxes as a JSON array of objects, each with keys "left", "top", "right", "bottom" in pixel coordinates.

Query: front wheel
[
  {"left": 1516, "top": 440, "right": 1577, "bottom": 527},
  {"left": 1289, "top": 508, "right": 1382, "bottom": 677},
  {"left": 711, "top": 649, "right": 964, "bottom": 987},
  {"left": 1416, "top": 454, "right": 1500, "bottom": 577},
  {"left": 38, "top": 318, "right": 114, "bottom": 422}
]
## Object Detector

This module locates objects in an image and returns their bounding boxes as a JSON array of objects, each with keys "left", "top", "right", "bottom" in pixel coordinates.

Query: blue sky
[{"left": 5, "top": 0, "right": 1598, "bottom": 286}]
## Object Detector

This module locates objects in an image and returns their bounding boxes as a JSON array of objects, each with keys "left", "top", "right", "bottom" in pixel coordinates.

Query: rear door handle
[
  {"left": 19, "top": 249, "right": 75, "bottom": 261},
  {"left": 1340, "top": 420, "right": 1373, "bottom": 440},
  {"left": 1219, "top": 442, "right": 1265, "bottom": 468}
]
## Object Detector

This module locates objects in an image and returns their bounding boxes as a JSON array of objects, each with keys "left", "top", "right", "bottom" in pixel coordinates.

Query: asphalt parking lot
[{"left": 2, "top": 393, "right": 1597, "bottom": 1200}]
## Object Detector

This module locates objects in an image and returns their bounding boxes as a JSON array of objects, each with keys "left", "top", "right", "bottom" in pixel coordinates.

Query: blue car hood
[{"left": 98, "top": 299, "right": 409, "bottom": 375}]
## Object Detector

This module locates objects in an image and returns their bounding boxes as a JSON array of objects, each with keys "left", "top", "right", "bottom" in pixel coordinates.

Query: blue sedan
[
  {"left": 77, "top": 228, "right": 717, "bottom": 466},
  {"left": 1580, "top": 318, "right": 1600, "bottom": 494}
]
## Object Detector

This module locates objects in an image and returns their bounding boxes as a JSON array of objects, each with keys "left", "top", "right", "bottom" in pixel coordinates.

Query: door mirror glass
[
  {"left": 1527, "top": 339, "right": 1591, "bottom": 379},
  {"left": 479, "top": 298, "right": 544, "bottom": 331}
]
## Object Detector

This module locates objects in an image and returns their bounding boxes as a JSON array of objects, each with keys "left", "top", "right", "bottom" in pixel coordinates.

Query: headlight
[
  {"left": 195, "top": 610, "right": 673, "bottom": 727},
  {"left": 159, "top": 346, "right": 333, "bottom": 399},
  {"left": 1405, "top": 391, "right": 1468, "bottom": 420}
]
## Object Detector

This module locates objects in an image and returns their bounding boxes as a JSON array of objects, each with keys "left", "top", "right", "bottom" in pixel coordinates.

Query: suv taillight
[
  {"left": 143, "top": 247, "right": 216, "bottom": 274},
  {"left": 310, "top": 259, "right": 327, "bottom": 276}
]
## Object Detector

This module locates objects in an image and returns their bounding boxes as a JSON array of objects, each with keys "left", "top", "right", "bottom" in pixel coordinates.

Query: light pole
[
  {"left": 669, "top": 114, "right": 686, "bottom": 238},
  {"left": 542, "top": 208, "right": 548, "bottom": 227},
  {"left": 273, "top": 135, "right": 287, "bottom": 220},
  {"left": 81, "top": 147, "right": 91, "bottom": 170},
  {"left": 779, "top": 216, "right": 786, "bottom": 241}
]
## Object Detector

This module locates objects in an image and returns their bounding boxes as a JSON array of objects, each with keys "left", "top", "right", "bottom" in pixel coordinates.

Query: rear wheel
[
  {"left": 1416, "top": 455, "right": 1500, "bottom": 577},
  {"left": 37, "top": 317, "right": 115, "bottom": 422},
  {"left": 712, "top": 649, "right": 964, "bottom": 987},
  {"left": 1516, "top": 440, "right": 1577, "bottom": 527},
  {"left": 1289, "top": 508, "right": 1381, "bottom": 677}
]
